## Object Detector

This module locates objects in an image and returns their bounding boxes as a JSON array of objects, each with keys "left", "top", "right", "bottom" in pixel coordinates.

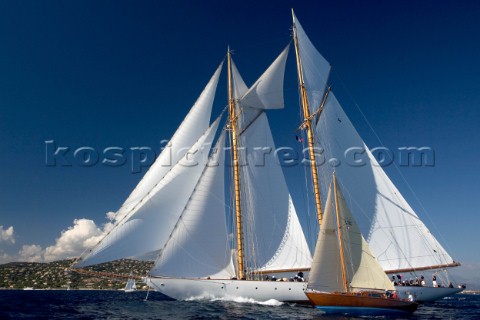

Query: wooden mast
[
  {"left": 292, "top": 10, "right": 323, "bottom": 225},
  {"left": 227, "top": 49, "right": 245, "bottom": 280},
  {"left": 333, "top": 173, "right": 349, "bottom": 292}
]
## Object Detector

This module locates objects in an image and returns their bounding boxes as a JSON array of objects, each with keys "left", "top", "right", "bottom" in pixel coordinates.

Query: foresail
[
  {"left": 334, "top": 176, "right": 394, "bottom": 291},
  {"left": 241, "top": 45, "right": 289, "bottom": 110},
  {"left": 292, "top": 11, "right": 331, "bottom": 116},
  {"left": 308, "top": 183, "right": 344, "bottom": 292},
  {"left": 315, "top": 92, "right": 455, "bottom": 272},
  {"left": 114, "top": 63, "right": 223, "bottom": 222},
  {"left": 150, "top": 130, "right": 235, "bottom": 279},
  {"left": 75, "top": 117, "right": 221, "bottom": 267}
]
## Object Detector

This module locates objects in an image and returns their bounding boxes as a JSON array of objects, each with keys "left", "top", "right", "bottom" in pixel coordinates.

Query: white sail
[
  {"left": 308, "top": 183, "right": 343, "bottom": 292},
  {"left": 241, "top": 45, "right": 289, "bottom": 110},
  {"left": 75, "top": 117, "right": 221, "bottom": 267},
  {"left": 258, "top": 195, "right": 312, "bottom": 272},
  {"left": 150, "top": 130, "right": 235, "bottom": 279},
  {"left": 230, "top": 51, "right": 312, "bottom": 272},
  {"left": 308, "top": 176, "right": 394, "bottom": 292},
  {"left": 114, "top": 63, "right": 223, "bottom": 222},
  {"left": 231, "top": 59, "right": 249, "bottom": 99},
  {"left": 292, "top": 11, "right": 456, "bottom": 273},
  {"left": 124, "top": 278, "right": 136, "bottom": 292},
  {"left": 292, "top": 12, "right": 331, "bottom": 116},
  {"left": 315, "top": 92, "right": 455, "bottom": 272},
  {"left": 237, "top": 111, "right": 311, "bottom": 271},
  {"left": 334, "top": 177, "right": 395, "bottom": 291}
]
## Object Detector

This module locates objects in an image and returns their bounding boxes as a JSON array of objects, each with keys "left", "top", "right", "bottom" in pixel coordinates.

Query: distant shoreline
[{"left": 0, "top": 288, "right": 151, "bottom": 291}]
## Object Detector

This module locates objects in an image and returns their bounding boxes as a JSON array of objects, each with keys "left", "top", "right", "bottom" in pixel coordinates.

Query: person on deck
[
  {"left": 297, "top": 272, "right": 304, "bottom": 282},
  {"left": 408, "top": 292, "right": 415, "bottom": 302},
  {"left": 420, "top": 276, "right": 426, "bottom": 286}
]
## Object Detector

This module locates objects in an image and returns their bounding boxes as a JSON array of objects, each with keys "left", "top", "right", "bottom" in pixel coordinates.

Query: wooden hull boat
[{"left": 306, "top": 291, "right": 418, "bottom": 314}]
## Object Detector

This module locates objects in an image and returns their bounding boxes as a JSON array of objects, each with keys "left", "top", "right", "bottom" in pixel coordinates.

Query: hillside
[{"left": 0, "top": 259, "right": 153, "bottom": 290}]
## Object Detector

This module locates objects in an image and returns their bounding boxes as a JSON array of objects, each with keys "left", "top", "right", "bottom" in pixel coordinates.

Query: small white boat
[{"left": 124, "top": 278, "right": 137, "bottom": 293}]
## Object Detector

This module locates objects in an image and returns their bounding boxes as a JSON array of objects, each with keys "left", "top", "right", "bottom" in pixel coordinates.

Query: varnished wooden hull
[{"left": 306, "top": 291, "right": 418, "bottom": 314}]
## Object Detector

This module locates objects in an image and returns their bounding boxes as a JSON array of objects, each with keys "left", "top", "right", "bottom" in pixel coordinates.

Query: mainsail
[{"left": 292, "top": 12, "right": 458, "bottom": 274}]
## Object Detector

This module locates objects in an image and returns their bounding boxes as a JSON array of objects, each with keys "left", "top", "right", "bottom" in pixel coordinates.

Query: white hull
[
  {"left": 395, "top": 286, "right": 463, "bottom": 302},
  {"left": 147, "top": 277, "right": 309, "bottom": 303}
]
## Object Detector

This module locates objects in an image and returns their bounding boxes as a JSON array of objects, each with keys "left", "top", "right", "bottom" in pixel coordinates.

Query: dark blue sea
[{"left": 0, "top": 290, "right": 478, "bottom": 320}]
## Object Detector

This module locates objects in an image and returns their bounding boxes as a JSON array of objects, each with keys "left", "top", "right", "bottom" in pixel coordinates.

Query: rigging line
[{"left": 330, "top": 67, "right": 457, "bottom": 263}]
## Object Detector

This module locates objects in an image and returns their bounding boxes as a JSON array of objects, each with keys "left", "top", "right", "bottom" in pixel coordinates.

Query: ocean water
[{"left": 0, "top": 290, "right": 478, "bottom": 320}]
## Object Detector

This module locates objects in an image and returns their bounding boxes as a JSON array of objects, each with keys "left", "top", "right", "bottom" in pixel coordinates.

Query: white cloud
[
  {"left": 0, "top": 225, "right": 15, "bottom": 244},
  {"left": 44, "top": 218, "right": 104, "bottom": 262},
  {"left": 0, "top": 212, "right": 115, "bottom": 263},
  {"left": 106, "top": 211, "right": 116, "bottom": 221},
  {"left": 42, "top": 211, "right": 115, "bottom": 262},
  {"left": 19, "top": 244, "right": 43, "bottom": 262}
]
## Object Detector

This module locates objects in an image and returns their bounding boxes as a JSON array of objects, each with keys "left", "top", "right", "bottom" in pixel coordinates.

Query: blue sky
[{"left": 1, "top": 1, "right": 479, "bottom": 286}]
